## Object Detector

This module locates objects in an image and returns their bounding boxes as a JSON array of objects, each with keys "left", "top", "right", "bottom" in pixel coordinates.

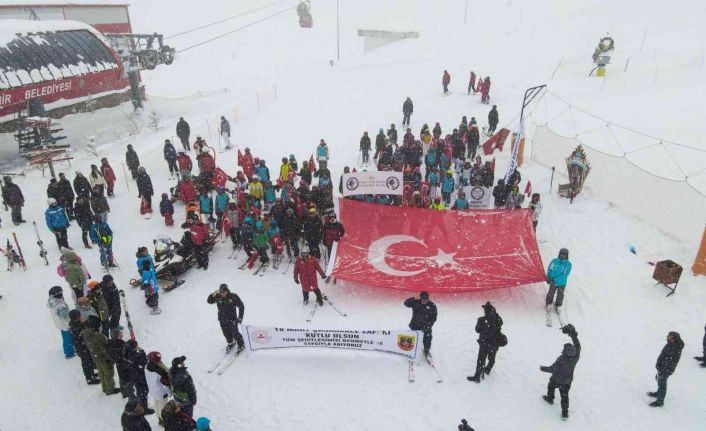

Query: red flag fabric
[
  {"left": 332, "top": 199, "right": 545, "bottom": 292},
  {"left": 490, "top": 158, "right": 496, "bottom": 173},
  {"left": 212, "top": 167, "right": 229, "bottom": 190},
  {"left": 237, "top": 149, "right": 244, "bottom": 166},
  {"left": 482, "top": 128, "right": 511, "bottom": 156},
  {"left": 308, "top": 154, "right": 317, "bottom": 173},
  {"left": 524, "top": 181, "right": 532, "bottom": 196}
]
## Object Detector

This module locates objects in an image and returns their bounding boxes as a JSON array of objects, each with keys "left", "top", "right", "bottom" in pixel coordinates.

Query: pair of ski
[
  {"left": 408, "top": 354, "right": 443, "bottom": 383},
  {"left": 305, "top": 296, "right": 347, "bottom": 322},
  {"left": 207, "top": 347, "right": 244, "bottom": 375},
  {"left": 227, "top": 246, "right": 241, "bottom": 259},
  {"left": 546, "top": 305, "right": 566, "bottom": 327}
]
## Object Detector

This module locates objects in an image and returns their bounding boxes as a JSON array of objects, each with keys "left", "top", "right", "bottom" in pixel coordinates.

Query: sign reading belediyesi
[{"left": 245, "top": 326, "right": 421, "bottom": 360}]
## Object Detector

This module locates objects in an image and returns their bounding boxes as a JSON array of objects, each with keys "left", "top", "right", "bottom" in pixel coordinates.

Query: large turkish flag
[{"left": 332, "top": 199, "right": 546, "bottom": 292}]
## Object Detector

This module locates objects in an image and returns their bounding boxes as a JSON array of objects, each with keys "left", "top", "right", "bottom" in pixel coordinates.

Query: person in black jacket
[
  {"left": 402, "top": 97, "right": 413, "bottom": 126},
  {"left": 207, "top": 284, "right": 245, "bottom": 352},
  {"left": 467, "top": 125, "right": 480, "bottom": 160},
  {"left": 540, "top": 324, "right": 581, "bottom": 419},
  {"left": 126, "top": 144, "right": 141, "bottom": 180},
  {"left": 101, "top": 275, "right": 121, "bottom": 334},
  {"left": 126, "top": 339, "right": 154, "bottom": 414},
  {"left": 468, "top": 302, "right": 504, "bottom": 382},
  {"left": 359, "top": 131, "right": 371, "bottom": 164},
  {"left": 90, "top": 186, "right": 111, "bottom": 222},
  {"left": 2, "top": 176, "right": 26, "bottom": 225},
  {"left": 492, "top": 179, "right": 506, "bottom": 208},
  {"left": 176, "top": 117, "right": 191, "bottom": 151},
  {"left": 107, "top": 329, "right": 133, "bottom": 399},
  {"left": 161, "top": 400, "right": 195, "bottom": 431},
  {"left": 458, "top": 418, "right": 475, "bottom": 431},
  {"left": 121, "top": 399, "right": 152, "bottom": 431},
  {"left": 136, "top": 167, "right": 154, "bottom": 210},
  {"left": 73, "top": 171, "right": 92, "bottom": 198},
  {"left": 68, "top": 309, "right": 99, "bottom": 384},
  {"left": 74, "top": 195, "right": 94, "bottom": 248},
  {"left": 404, "top": 291, "right": 437, "bottom": 357},
  {"left": 695, "top": 324, "right": 706, "bottom": 367},
  {"left": 163, "top": 139, "right": 178, "bottom": 176},
  {"left": 303, "top": 208, "right": 323, "bottom": 259},
  {"left": 57, "top": 172, "right": 75, "bottom": 219},
  {"left": 648, "top": 331, "right": 684, "bottom": 407},
  {"left": 281, "top": 208, "right": 301, "bottom": 259},
  {"left": 488, "top": 105, "right": 499, "bottom": 134},
  {"left": 170, "top": 356, "right": 197, "bottom": 417}
]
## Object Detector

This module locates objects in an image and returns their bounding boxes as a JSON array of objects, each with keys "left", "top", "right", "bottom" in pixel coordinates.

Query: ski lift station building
[{"left": 0, "top": 2, "right": 135, "bottom": 124}]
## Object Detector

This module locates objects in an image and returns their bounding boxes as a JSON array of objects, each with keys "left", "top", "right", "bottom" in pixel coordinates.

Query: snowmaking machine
[{"left": 591, "top": 35, "right": 615, "bottom": 77}]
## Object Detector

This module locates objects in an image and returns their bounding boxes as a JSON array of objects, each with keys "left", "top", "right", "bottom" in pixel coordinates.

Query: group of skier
[
  {"left": 46, "top": 281, "right": 213, "bottom": 430},
  {"left": 439, "top": 70, "right": 492, "bottom": 103}
]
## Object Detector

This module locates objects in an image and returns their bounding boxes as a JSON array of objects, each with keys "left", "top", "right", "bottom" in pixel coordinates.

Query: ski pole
[
  {"left": 122, "top": 163, "right": 131, "bottom": 192},
  {"left": 118, "top": 290, "right": 136, "bottom": 340},
  {"left": 549, "top": 166, "right": 555, "bottom": 194}
]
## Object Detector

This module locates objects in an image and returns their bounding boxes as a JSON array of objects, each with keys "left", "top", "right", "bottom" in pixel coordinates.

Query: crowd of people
[{"left": 4, "top": 83, "right": 700, "bottom": 431}]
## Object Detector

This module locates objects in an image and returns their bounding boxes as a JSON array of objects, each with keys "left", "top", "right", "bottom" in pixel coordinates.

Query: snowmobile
[{"left": 129, "top": 231, "right": 219, "bottom": 290}]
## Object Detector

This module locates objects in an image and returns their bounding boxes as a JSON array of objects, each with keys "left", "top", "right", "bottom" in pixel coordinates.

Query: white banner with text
[
  {"left": 245, "top": 326, "right": 421, "bottom": 360},
  {"left": 341, "top": 171, "right": 404, "bottom": 196}
]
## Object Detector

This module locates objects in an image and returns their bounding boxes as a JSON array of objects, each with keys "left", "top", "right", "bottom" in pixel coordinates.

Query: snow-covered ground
[{"left": 1, "top": 0, "right": 705, "bottom": 430}]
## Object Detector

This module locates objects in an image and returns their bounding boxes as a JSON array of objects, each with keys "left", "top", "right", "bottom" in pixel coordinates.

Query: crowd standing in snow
[{"left": 2, "top": 72, "right": 702, "bottom": 431}]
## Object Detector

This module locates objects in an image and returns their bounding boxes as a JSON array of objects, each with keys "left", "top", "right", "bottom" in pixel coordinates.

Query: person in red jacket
[
  {"left": 481, "top": 76, "right": 491, "bottom": 104},
  {"left": 442, "top": 70, "right": 451, "bottom": 94},
  {"left": 468, "top": 71, "right": 477, "bottom": 95},
  {"left": 293, "top": 247, "right": 326, "bottom": 306},
  {"left": 239, "top": 147, "right": 255, "bottom": 179},
  {"left": 183, "top": 216, "right": 210, "bottom": 270},
  {"left": 176, "top": 152, "right": 193, "bottom": 178},
  {"left": 322, "top": 214, "right": 345, "bottom": 260},
  {"left": 178, "top": 177, "right": 197, "bottom": 204},
  {"left": 100, "top": 157, "right": 117, "bottom": 197}
]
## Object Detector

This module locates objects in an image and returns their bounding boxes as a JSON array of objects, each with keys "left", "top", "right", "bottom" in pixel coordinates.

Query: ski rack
[{"left": 105, "top": 33, "right": 175, "bottom": 72}]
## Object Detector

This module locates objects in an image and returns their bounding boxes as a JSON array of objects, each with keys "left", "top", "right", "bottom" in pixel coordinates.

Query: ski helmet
[
  {"left": 87, "top": 280, "right": 99, "bottom": 290},
  {"left": 195, "top": 417, "right": 211, "bottom": 431},
  {"left": 47, "top": 197, "right": 57, "bottom": 206},
  {"left": 559, "top": 248, "right": 569, "bottom": 258},
  {"left": 256, "top": 221, "right": 264, "bottom": 229},
  {"left": 244, "top": 217, "right": 253, "bottom": 224},
  {"left": 48, "top": 286, "right": 63, "bottom": 298},
  {"left": 147, "top": 351, "right": 162, "bottom": 363}
]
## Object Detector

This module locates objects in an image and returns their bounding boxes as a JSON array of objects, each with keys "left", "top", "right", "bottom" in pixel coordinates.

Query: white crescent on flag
[{"left": 367, "top": 235, "right": 426, "bottom": 277}]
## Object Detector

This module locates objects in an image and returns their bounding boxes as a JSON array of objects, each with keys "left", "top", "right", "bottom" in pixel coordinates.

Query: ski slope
[{"left": 1, "top": 1, "right": 705, "bottom": 430}]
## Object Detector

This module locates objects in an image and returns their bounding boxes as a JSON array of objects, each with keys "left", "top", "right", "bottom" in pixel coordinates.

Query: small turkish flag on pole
[
  {"left": 309, "top": 154, "right": 317, "bottom": 173},
  {"left": 524, "top": 180, "right": 532, "bottom": 196}
]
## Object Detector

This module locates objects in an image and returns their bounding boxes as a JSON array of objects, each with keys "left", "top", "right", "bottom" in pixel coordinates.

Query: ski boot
[
  {"left": 542, "top": 395, "right": 553, "bottom": 405},
  {"left": 225, "top": 342, "right": 235, "bottom": 353}
]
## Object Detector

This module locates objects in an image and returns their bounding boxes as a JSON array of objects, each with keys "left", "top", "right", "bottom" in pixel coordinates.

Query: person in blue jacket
[
  {"left": 424, "top": 150, "right": 437, "bottom": 180},
  {"left": 89, "top": 215, "right": 115, "bottom": 268},
  {"left": 214, "top": 187, "right": 230, "bottom": 230},
  {"left": 441, "top": 169, "right": 455, "bottom": 205},
  {"left": 255, "top": 160, "right": 270, "bottom": 182},
  {"left": 45, "top": 197, "right": 70, "bottom": 249},
  {"left": 263, "top": 180, "right": 277, "bottom": 211},
  {"left": 136, "top": 246, "right": 155, "bottom": 278},
  {"left": 452, "top": 191, "right": 470, "bottom": 210},
  {"left": 198, "top": 191, "right": 214, "bottom": 227},
  {"left": 546, "top": 248, "right": 572, "bottom": 312},
  {"left": 140, "top": 260, "right": 161, "bottom": 315}
]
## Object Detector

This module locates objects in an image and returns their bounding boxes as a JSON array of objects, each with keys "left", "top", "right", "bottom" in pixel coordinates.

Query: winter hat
[
  {"left": 195, "top": 417, "right": 211, "bottom": 431},
  {"left": 482, "top": 302, "right": 494, "bottom": 313},
  {"left": 102, "top": 274, "right": 114, "bottom": 283},
  {"left": 49, "top": 286, "right": 63, "bottom": 298},
  {"left": 172, "top": 356, "right": 187, "bottom": 367},
  {"left": 87, "top": 280, "right": 99, "bottom": 290},
  {"left": 124, "top": 399, "right": 140, "bottom": 413},
  {"left": 420, "top": 291, "right": 430, "bottom": 300},
  {"left": 68, "top": 309, "right": 81, "bottom": 321},
  {"left": 147, "top": 351, "right": 162, "bottom": 363},
  {"left": 219, "top": 283, "right": 229, "bottom": 292},
  {"left": 126, "top": 339, "right": 138, "bottom": 351}
]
